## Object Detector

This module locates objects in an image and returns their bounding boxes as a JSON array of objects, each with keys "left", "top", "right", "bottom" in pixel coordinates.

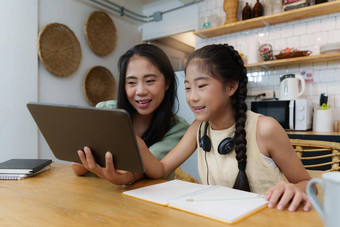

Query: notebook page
[
  {"left": 169, "top": 186, "right": 268, "bottom": 224},
  {"left": 0, "top": 174, "right": 27, "bottom": 180},
  {"left": 123, "top": 180, "right": 212, "bottom": 206}
]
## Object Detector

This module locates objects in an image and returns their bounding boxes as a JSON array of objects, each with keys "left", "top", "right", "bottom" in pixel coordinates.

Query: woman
[{"left": 73, "top": 44, "right": 188, "bottom": 185}]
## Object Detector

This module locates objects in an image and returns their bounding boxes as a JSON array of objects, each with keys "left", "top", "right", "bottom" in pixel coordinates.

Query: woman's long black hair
[
  {"left": 117, "top": 44, "right": 177, "bottom": 147},
  {"left": 185, "top": 44, "right": 250, "bottom": 191}
]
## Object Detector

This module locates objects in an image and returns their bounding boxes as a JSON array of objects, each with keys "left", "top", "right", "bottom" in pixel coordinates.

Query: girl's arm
[
  {"left": 75, "top": 120, "right": 199, "bottom": 184},
  {"left": 139, "top": 120, "right": 199, "bottom": 179},
  {"left": 256, "top": 116, "right": 312, "bottom": 212}
]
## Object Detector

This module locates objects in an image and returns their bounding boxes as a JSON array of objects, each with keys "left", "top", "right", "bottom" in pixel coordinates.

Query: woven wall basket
[
  {"left": 83, "top": 66, "right": 116, "bottom": 106},
  {"left": 38, "top": 23, "right": 82, "bottom": 77},
  {"left": 84, "top": 11, "right": 117, "bottom": 56}
]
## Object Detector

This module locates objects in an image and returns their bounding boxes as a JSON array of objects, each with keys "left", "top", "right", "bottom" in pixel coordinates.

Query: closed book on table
[{"left": 0, "top": 159, "right": 52, "bottom": 174}]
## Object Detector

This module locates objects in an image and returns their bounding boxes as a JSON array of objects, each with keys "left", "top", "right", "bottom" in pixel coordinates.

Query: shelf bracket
[{"left": 261, "top": 19, "right": 270, "bottom": 27}]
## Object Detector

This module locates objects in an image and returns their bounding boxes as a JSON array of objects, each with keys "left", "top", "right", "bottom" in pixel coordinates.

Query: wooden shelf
[
  {"left": 245, "top": 52, "right": 340, "bottom": 70},
  {"left": 194, "top": 1, "right": 340, "bottom": 39}
]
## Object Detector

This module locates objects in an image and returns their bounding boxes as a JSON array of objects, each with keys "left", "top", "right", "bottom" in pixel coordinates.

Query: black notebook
[{"left": 0, "top": 159, "right": 52, "bottom": 174}]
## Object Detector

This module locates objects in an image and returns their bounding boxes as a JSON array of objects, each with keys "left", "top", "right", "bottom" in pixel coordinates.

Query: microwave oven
[{"left": 251, "top": 99, "right": 312, "bottom": 131}]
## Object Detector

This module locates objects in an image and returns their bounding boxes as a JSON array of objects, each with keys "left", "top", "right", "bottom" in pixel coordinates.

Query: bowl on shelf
[{"left": 275, "top": 50, "right": 312, "bottom": 60}]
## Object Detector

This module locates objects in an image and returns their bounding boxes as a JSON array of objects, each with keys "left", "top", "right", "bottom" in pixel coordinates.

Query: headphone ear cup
[
  {"left": 218, "top": 136, "right": 235, "bottom": 155},
  {"left": 200, "top": 135, "right": 211, "bottom": 152}
]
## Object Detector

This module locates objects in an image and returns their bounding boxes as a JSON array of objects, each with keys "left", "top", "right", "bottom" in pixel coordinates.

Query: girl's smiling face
[
  {"left": 184, "top": 62, "right": 238, "bottom": 129},
  {"left": 125, "top": 55, "right": 169, "bottom": 119}
]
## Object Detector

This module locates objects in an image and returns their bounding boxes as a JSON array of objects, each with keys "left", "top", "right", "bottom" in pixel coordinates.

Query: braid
[{"left": 224, "top": 45, "right": 250, "bottom": 191}]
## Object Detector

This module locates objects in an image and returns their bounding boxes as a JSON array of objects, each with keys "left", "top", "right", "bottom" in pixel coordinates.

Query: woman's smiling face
[{"left": 125, "top": 55, "right": 169, "bottom": 118}]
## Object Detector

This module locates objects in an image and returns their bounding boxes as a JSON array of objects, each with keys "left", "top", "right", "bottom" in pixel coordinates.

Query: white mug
[{"left": 307, "top": 172, "right": 340, "bottom": 227}]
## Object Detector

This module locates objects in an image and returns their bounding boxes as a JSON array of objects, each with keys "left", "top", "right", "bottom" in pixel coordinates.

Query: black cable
[{"left": 204, "top": 150, "right": 209, "bottom": 185}]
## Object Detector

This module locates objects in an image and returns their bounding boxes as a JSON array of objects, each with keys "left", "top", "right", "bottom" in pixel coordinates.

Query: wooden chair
[
  {"left": 174, "top": 167, "right": 199, "bottom": 183},
  {"left": 290, "top": 139, "right": 340, "bottom": 171}
]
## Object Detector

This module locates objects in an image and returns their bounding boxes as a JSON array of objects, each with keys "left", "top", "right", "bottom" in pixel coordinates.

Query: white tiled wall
[{"left": 196, "top": 0, "right": 340, "bottom": 126}]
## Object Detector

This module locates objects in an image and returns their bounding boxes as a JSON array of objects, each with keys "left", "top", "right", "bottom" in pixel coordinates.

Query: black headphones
[{"left": 199, "top": 121, "right": 235, "bottom": 155}]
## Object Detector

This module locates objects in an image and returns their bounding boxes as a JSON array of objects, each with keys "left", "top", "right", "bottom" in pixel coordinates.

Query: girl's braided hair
[{"left": 185, "top": 44, "right": 250, "bottom": 191}]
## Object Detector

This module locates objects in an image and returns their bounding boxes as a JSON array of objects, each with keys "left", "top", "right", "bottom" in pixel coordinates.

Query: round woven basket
[
  {"left": 37, "top": 23, "right": 82, "bottom": 77},
  {"left": 83, "top": 66, "right": 116, "bottom": 106},
  {"left": 84, "top": 11, "right": 117, "bottom": 56}
]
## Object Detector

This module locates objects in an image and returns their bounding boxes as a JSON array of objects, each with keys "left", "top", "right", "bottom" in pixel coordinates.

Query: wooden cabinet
[{"left": 194, "top": 2, "right": 340, "bottom": 69}]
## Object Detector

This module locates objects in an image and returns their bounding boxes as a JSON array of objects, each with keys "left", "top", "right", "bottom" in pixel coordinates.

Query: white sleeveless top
[{"left": 197, "top": 111, "right": 283, "bottom": 194}]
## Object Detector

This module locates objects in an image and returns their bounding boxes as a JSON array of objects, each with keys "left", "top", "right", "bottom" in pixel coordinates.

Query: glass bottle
[
  {"left": 242, "top": 2, "right": 252, "bottom": 20},
  {"left": 252, "top": 0, "right": 264, "bottom": 18}
]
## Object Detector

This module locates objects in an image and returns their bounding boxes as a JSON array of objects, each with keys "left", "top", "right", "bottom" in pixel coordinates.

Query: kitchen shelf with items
[
  {"left": 245, "top": 52, "right": 340, "bottom": 70},
  {"left": 194, "top": 1, "right": 340, "bottom": 39}
]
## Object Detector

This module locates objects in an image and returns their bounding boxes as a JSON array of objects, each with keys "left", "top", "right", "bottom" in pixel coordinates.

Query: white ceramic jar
[{"left": 272, "top": 0, "right": 282, "bottom": 14}]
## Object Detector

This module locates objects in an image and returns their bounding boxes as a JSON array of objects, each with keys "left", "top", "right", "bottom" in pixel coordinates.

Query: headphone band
[{"left": 199, "top": 121, "right": 235, "bottom": 155}]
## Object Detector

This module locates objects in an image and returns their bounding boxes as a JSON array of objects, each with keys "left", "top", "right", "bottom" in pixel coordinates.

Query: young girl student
[
  {"left": 79, "top": 44, "right": 312, "bottom": 212},
  {"left": 73, "top": 44, "right": 188, "bottom": 184},
  {"left": 136, "top": 44, "right": 312, "bottom": 212}
]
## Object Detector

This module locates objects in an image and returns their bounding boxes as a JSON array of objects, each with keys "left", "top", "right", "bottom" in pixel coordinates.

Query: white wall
[
  {"left": 0, "top": 0, "right": 39, "bottom": 161},
  {"left": 38, "top": 0, "right": 142, "bottom": 160},
  {"left": 0, "top": 0, "right": 142, "bottom": 162},
  {"left": 38, "top": 0, "right": 141, "bottom": 106},
  {"left": 142, "top": 2, "right": 198, "bottom": 41},
  {"left": 175, "top": 71, "right": 199, "bottom": 181},
  {"left": 197, "top": 0, "right": 340, "bottom": 124}
]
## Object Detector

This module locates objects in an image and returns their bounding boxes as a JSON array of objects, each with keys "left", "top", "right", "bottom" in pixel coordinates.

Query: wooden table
[{"left": 0, "top": 163, "right": 324, "bottom": 226}]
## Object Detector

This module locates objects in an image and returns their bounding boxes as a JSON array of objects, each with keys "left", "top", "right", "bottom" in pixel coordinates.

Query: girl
[
  {"left": 135, "top": 44, "right": 312, "bottom": 212},
  {"left": 81, "top": 44, "right": 312, "bottom": 212},
  {"left": 73, "top": 44, "right": 188, "bottom": 184}
]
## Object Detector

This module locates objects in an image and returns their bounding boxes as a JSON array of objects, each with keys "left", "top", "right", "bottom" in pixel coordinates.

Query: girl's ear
[{"left": 226, "top": 81, "right": 239, "bottom": 96}]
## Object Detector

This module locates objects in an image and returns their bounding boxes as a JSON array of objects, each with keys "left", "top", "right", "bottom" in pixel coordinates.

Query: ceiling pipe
[{"left": 87, "top": 0, "right": 202, "bottom": 23}]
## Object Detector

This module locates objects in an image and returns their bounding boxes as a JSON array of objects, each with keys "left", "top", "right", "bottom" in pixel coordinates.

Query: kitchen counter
[{"left": 287, "top": 131, "right": 340, "bottom": 142}]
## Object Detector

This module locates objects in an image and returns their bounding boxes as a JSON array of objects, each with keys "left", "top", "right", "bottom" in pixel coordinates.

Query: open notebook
[{"left": 123, "top": 180, "right": 268, "bottom": 224}]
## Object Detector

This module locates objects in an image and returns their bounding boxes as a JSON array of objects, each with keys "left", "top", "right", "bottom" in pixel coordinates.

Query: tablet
[{"left": 27, "top": 102, "right": 144, "bottom": 173}]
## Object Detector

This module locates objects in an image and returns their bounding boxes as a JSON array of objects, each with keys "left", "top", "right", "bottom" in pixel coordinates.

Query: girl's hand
[
  {"left": 71, "top": 162, "right": 88, "bottom": 176},
  {"left": 77, "top": 146, "right": 134, "bottom": 185},
  {"left": 265, "top": 181, "right": 312, "bottom": 212}
]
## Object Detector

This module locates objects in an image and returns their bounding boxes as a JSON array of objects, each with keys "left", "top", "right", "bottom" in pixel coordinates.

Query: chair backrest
[
  {"left": 174, "top": 167, "right": 199, "bottom": 183},
  {"left": 290, "top": 139, "right": 340, "bottom": 172}
]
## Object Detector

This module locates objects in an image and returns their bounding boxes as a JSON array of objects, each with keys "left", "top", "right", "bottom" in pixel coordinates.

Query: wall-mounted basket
[
  {"left": 83, "top": 66, "right": 116, "bottom": 106},
  {"left": 84, "top": 11, "right": 117, "bottom": 56},
  {"left": 37, "top": 23, "right": 82, "bottom": 77}
]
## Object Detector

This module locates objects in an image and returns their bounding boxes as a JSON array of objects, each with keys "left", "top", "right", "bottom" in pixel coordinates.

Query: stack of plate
[{"left": 320, "top": 42, "right": 340, "bottom": 54}]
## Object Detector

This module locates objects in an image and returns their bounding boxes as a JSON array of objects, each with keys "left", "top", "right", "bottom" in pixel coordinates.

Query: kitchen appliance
[
  {"left": 279, "top": 74, "right": 305, "bottom": 100},
  {"left": 251, "top": 99, "right": 312, "bottom": 131}
]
